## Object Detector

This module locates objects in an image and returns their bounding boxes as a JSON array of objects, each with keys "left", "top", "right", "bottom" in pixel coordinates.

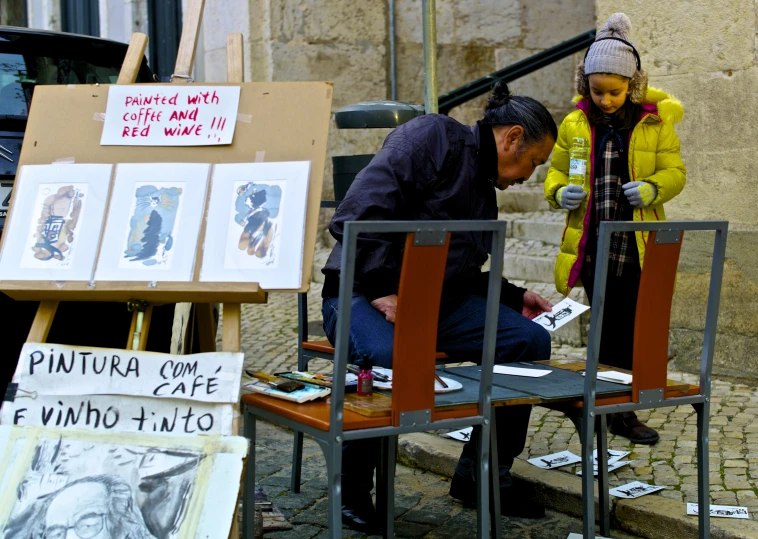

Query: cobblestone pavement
[
  {"left": 231, "top": 282, "right": 758, "bottom": 525},
  {"left": 253, "top": 420, "right": 642, "bottom": 539}
]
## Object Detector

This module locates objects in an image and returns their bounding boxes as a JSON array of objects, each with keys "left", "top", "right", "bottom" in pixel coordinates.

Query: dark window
[
  {"left": 148, "top": 0, "right": 182, "bottom": 81},
  {"left": 60, "top": 0, "right": 100, "bottom": 37}
]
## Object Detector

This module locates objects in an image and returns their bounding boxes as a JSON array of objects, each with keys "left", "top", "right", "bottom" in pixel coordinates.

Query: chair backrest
[
  {"left": 391, "top": 232, "right": 450, "bottom": 426},
  {"left": 585, "top": 220, "right": 728, "bottom": 408},
  {"left": 329, "top": 220, "right": 507, "bottom": 435},
  {"left": 631, "top": 230, "right": 683, "bottom": 401}
]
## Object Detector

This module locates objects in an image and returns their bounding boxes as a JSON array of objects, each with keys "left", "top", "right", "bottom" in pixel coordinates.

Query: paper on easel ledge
[
  {"left": 532, "top": 297, "right": 590, "bottom": 332},
  {"left": 100, "top": 86, "right": 241, "bottom": 146},
  {"left": 11, "top": 343, "right": 243, "bottom": 403}
]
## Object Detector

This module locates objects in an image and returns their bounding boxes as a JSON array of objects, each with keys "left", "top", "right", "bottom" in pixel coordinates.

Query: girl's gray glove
[
  {"left": 623, "top": 181, "right": 658, "bottom": 208},
  {"left": 555, "top": 184, "right": 586, "bottom": 210}
]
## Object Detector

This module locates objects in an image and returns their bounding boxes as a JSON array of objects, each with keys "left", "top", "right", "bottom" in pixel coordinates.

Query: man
[{"left": 321, "top": 82, "right": 557, "bottom": 533}]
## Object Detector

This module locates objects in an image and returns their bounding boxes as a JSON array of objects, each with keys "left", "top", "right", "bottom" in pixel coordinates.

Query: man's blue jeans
[{"left": 322, "top": 292, "right": 551, "bottom": 497}]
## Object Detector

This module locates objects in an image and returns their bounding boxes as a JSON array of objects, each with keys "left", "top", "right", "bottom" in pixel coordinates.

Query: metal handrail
[{"left": 438, "top": 30, "right": 596, "bottom": 114}]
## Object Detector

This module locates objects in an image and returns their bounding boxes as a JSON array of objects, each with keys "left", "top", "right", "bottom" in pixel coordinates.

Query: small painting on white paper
[
  {"left": 532, "top": 297, "right": 590, "bottom": 332},
  {"left": 687, "top": 503, "right": 750, "bottom": 519},
  {"left": 0, "top": 164, "right": 112, "bottom": 281},
  {"left": 527, "top": 450, "right": 582, "bottom": 469},
  {"left": 226, "top": 180, "right": 284, "bottom": 269},
  {"left": 201, "top": 162, "right": 310, "bottom": 289},
  {"left": 21, "top": 183, "right": 88, "bottom": 269},
  {"left": 119, "top": 182, "right": 185, "bottom": 269},
  {"left": 95, "top": 163, "right": 209, "bottom": 282},
  {"left": 610, "top": 481, "right": 665, "bottom": 499}
]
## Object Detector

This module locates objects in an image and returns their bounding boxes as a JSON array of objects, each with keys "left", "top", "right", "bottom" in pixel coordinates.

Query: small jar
[{"left": 356, "top": 357, "right": 373, "bottom": 397}]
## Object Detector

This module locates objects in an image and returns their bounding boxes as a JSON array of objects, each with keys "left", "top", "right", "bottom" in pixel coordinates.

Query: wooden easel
[{"left": 25, "top": 0, "right": 246, "bottom": 359}]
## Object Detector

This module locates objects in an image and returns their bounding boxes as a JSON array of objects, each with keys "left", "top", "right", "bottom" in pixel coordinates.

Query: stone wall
[
  {"left": 596, "top": 1, "right": 758, "bottom": 378},
  {"left": 199, "top": 0, "right": 595, "bottom": 205}
]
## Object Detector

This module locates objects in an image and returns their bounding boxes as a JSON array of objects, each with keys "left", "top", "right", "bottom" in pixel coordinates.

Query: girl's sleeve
[
  {"left": 544, "top": 119, "right": 571, "bottom": 209},
  {"left": 644, "top": 121, "right": 686, "bottom": 205}
]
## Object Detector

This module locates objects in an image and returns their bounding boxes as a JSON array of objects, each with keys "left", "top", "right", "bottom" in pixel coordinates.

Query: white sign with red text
[{"left": 100, "top": 85, "right": 241, "bottom": 146}]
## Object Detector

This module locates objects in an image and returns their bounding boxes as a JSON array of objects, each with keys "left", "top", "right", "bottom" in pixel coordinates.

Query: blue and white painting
[
  {"left": 226, "top": 180, "right": 283, "bottom": 269},
  {"left": 120, "top": 183, "right": 184, "bottom": 269}
]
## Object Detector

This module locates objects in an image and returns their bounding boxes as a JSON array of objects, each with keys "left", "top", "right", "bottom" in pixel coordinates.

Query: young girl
[{"left": 544, "top": 13, "right": 686, "bottom": 444}]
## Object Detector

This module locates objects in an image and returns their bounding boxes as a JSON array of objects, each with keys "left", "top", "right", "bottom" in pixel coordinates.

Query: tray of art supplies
[
  {"left": 243, "top": 371, "right": 331, "bottom": 403},
  {"left": 365, "top": 367, "right": 463, "bottom": 393},
  {"left": 276, "top": 371, "right": 359, "bottom": 393}
]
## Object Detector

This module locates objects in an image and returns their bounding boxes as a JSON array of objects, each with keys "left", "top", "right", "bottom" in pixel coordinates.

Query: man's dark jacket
[{"left": 322, "top": 114, "right": 526, "bottom": 312}]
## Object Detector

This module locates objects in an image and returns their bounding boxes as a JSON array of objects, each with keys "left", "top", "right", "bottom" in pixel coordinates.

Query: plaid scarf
[{"left": 586, "top": 125, "right": 637, "bottom": 277}]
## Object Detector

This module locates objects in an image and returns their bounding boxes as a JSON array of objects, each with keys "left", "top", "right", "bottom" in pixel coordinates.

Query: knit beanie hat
[{"left": 584, "top": 13, "right": 638, "bottom": 78}]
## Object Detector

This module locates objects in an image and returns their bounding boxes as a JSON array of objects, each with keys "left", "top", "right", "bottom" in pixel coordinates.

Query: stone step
[
  {"left": 501, "top": 238, "right": 559, "bottom": 284},
  {"left": 496, "top": 184, "right": 555, "bottom": 213},
  {"left": 501, "top": 211, "right": 566, "bottom": 246}
]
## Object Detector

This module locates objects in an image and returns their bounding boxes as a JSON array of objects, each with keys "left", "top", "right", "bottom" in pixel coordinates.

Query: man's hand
[
  {"left": 522, "top": 291, "right": 553, "bottom": 320},
  {"left": 371, "top": 294, "right": 398, "bottom": 323}
]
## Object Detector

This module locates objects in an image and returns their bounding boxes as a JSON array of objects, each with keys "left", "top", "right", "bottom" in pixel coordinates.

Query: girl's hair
[
  {"left": 483, "top": 81, "right": 557, "bottom": 145},
  {"left": 576, "top": 60, "right": 648, "bottom": 129}
]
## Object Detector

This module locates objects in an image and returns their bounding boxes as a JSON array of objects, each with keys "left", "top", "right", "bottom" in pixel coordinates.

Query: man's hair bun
[{"left": 486, "top": 81, "right": 512, "bottom": 111}]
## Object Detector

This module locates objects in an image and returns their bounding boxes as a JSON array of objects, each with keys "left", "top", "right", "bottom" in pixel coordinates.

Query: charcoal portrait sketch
[
  {"left": 120, "top": 183, "right": 184, "bottom": 270},
  {"left": 225, "top": 180, "right": 284, "bottom": 270},
  {"left": 20, "top": 183, "right": 88, "bottom": 270},
  {"left": 1, "top": 437, "right": 201, "bottom": 539}
]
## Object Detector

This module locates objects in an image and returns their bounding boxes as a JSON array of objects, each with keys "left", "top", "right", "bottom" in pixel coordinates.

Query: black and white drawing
[
  {"left": 686, "top": 503, "right": 750, "bottom": 519},
  {"left": 1, "top": 437, "right": 202, "bottom": 539},
  {"left": 528, "top": 450, "right": 582, "bottom": 469},
  {"left": 609, "top": 481, "right": 665, "bottom": 499},
  {"left": 531, "top": 297, "right": 589, "bottom": 332}
]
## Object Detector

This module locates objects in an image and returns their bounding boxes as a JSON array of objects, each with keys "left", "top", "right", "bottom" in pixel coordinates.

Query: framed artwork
[
  {"left": 0, "top": 164, "right": 112, "bottom": 282},
  {"left": 0, "top": 426, "right": 247, "bottom": 539},
  {"left": 94, "top": 163, "right": 210, "bottom": 282},
  {"left": 200, "top": 162, "right": 310, "bottom": 288}
]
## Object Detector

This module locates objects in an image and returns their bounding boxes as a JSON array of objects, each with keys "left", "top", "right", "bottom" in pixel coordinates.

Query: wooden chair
[
  {"left": 551, "top": 220, "right": 728, "bottom": 539},
  {"left": 242, "top": 219, "right": 507, "bottom": 539}
]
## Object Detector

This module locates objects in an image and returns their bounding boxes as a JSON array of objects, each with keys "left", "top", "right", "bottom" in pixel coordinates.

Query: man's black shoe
[
  {"left": 341, "top": 495, "right": 381, "bottom": 535},
  {"left": 449, "top": 471, "right": 545, "bottom": 519},
  {"left": 608, "top": 412, "right": 660, "bottom": 445}
]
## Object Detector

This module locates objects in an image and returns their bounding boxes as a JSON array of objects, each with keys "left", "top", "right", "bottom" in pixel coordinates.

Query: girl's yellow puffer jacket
[{"left": 544, "top": 87, "right": 686, "bottom": 295}]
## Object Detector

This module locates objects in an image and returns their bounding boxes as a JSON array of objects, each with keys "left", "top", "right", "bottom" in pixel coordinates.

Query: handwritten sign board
[
  {"left": 10, "top": 343, "right": 243, "bottom": 402},
  {"left": 100, "top": 86, "right": 241, "bottom": 146},
  {"left": 2, "top": 395, "right": 235, "bottom": 435}
]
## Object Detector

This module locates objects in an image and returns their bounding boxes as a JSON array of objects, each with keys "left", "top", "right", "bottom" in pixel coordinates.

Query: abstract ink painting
[
  {"left": 200, "top": 162, "right": 310, "bottom": 288},
  {"left": 230, "top": 180, "right": 283, "bottom": 268},
  {"left": 120, "top": 183, "right": 184, "bottom": 269},
  {"left": 22, "top": 183, "right": 87, "bottom": 269},
  {"left": 0, "top": 164, "right": 112, "bottom": 282},
  {"left": 94, "top": 163, "right": 210, "bottom": 282},
  {"left": 0, "top": 426, "right": 248, "bottom": 539}
]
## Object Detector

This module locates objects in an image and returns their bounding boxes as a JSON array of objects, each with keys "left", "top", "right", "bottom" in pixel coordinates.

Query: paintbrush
[
  {"left": 249, "top": 372, "right": 305, "bottom": 393},
  {"left": 434, "top": 373, "right": 449, "bottom": 389}
]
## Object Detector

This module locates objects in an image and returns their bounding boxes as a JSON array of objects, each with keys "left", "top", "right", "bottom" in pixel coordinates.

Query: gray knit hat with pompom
[{"left": 585, "top": 13, "right": 638, "bottom": 78}]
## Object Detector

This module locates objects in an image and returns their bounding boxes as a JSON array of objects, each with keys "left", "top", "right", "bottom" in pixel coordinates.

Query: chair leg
[
  {"left": 377, "top": 436, "right": 396, "bottom": 539},
  {"left": 577, "top": 411, "right": 596, "bottom": 539},
  {"left": 597, "top": 414, "right": 610, "bottom": 536},
  {"left": 694, "top": 402, "right": 711, "bottom": 539},
  {"left": 291, "top": 431, "right": 304, "bottom": 493},
  {"left": 242, "top": 406, "right": 257, "bottom": 539},
  {"left": 319, "top": 437, "right": 343, "bottom": 539},
  {"left": 489, "top": 416, "right": 502, "bottom": 539},
  {"left": 476, "top": 419, "right": 491, "bottom": 539}
]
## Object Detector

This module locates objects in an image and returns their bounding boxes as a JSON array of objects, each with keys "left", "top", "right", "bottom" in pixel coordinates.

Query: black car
[{"left": 0, "top": 27, "right": 185, "bottom": 398}]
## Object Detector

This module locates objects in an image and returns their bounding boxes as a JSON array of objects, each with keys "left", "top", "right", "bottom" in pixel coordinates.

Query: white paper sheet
[
  {"left": 609, "top": 481, "right": 666, "bottom": 499},
  {"left": 597, "top": 371, "right": 633, "bottom": 385},
  {"left": 567, "top": 534, "right": 613, "bottom": 539},
  {"left": 593, "top": 449, "right": 631, "bottom": 466},
  {"left": 94, "top": 163, "right": 210, "bottom": 282},
  {"left": 1, "top": 394, "right": 235, "bottom": 435},
  {"left": 100, "top": 86, "right": 241, "bottom": 146},
  {"left": 532, "top": 297, "right": 590, "bottom": 332},
  {"left": 200, "top": 162, "right": 310, "bottom": 288},
  {"left": 12, "top": 343, "right": 243, "bottom": 403},
  {"left": 493, "top": 365, "right": 552, "bottom": 377},
  {"left": 445, "top": 427, "right": 473, "bottom": 442},
  {"left": 528, "top": 450, "right": 582, "bottom": 469},
  {"left": 0, "top": 164, "right": 112, "bottom": 281},
  {"left": 577, "top": 460, "right": 630, "bottom": 476},
  {"left": 686, "top": 503, "right": 750, "bottom": 519}
]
